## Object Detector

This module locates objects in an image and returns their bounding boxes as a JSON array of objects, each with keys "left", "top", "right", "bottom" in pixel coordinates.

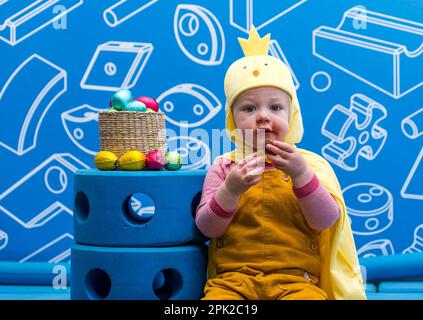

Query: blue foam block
[
  {"left": 0, "top": 285, "right": 70, "bottom": 300},
  {"left": 379, "top": 282, "right": 423, "bottom": 293},
  {"left": 73, "top": 169, "right": 208, "bottom": 247},
  {"left": 0, "top": 262, "right": 71, "bottom": 285},
  {"left": 359, "top": 252, "right": 423, "bottom": 281},
  {"left": 71, "top": 244, "right": 208, "bottom": 300},
  {"left": 365, "top": 283, "right": 377, "bottom": 293},
  {"left": 366, "top": 292, "right": 423, "bottom": 300}
]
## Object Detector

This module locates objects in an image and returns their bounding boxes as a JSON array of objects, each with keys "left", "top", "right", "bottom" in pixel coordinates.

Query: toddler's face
[{"left": 232, "top": 87, "right": 290, "bottom": 152}]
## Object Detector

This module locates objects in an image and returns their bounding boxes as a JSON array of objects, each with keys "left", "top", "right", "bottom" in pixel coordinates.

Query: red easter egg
[
  {"left": 136, "top": 96, "right": 159, "bottom": 112},
  {"left": 145, "top": 150, "right": 165, "bottom": 170}
]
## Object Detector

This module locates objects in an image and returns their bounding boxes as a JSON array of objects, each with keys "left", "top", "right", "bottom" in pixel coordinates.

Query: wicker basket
[{"left": 98, "top": 111, "right": 167, "bottom": 157}]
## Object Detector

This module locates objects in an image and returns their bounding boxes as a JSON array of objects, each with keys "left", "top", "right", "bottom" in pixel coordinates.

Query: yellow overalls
[{"left": 202, "top": 168, "right": 328, "bottom": 300}]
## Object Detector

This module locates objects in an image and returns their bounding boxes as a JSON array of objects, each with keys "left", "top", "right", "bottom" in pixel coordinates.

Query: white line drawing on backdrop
[
  {"left": 166, "top": 136, "right": 211, "bottom": 170},
  {"left": 321, "top": 94, "right": 387, "bottom": 171},
  {"left": 80, "top": 41, "right": 153, "bottom": 91},
  {"left": 157, "top": 84, "right": 222, "bottom": 128},
  {"left": 0, "top": 230, "right": 8, "bottom": 251},
  {"left": 229, "top": 0, "right": 307, "bottom": 33},
  {"left": 357, "top": 239, "right": 395, "bottom": 258},
  {"left": 402, "top": 108, "right": 423, "bottom": 139},
  {"left": 0, "top": 0, "right": 84, "bottom": 46},
  {"left": 343, "top": 183, "right": 394, "bottom": 236},
  {"left": 403, "top": 224, "right": 423, "bottom": 254},
  {"left": 103, "top": 0, "right": 159, "bottom": 27},
  {"left": 401, "top": 147, "right": 423, "bottom": 200},
  {"left": 61, "top": 104, "right": 103, "bottom": 155},
  {"left": 0, "top": 154, "right": 89, "bottom": 228},
  {"left": 313, "top": 6, "right": 423, "bottom": 99},
  {"left": 268, "top": 39, "right": 299, "bottom": 90},
  {"left": 0, "top": 54, "right": 67, "bottom": 156},
  {"left": 174, "top": 4, "right": 225, "bottom": 66},
  {"left": 310, "top": 71, "right": 332, "bottom": 93},
  {"left": 20, "top": 233, "right": 73, "bottom": 262}
]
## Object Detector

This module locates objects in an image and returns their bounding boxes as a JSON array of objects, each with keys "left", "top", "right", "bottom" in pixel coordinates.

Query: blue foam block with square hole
[
  {"left": 378, "top": 282, "right": 423, "bottom": 293},
  {"left": 359, "top": 252, "right": 423, "bottom": 281},
  {"left": 73, "top": 169, "right": 208, "bottom": 247},
  {"left": 71, "top": 244, "right": 208, "bottom": 300}
]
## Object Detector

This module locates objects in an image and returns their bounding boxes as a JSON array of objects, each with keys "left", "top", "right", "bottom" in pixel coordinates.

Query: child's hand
[
  {"left": 224, "top": 153, "right": 265, "bottom": 196},
  {"left": 265, "top": 141, "right": 312, "bottom": 183}
]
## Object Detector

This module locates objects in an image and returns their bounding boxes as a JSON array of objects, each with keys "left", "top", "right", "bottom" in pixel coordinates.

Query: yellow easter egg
[
  {"left": 118, "top": 150, "right": 145, "bottom": 171},
  {"left": 94, "top": 151, "right": 118, "bottom": 170}
]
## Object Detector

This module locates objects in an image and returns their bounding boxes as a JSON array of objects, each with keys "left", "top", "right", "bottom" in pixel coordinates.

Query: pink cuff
[
  {"left": 293, "top": 174, "right": 320, "bottom": 198},
  {"left": 209, "top": 195, "right": 236, "bottom": 218}
]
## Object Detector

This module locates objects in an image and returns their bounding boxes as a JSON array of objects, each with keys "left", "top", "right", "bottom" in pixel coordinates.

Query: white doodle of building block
[
  {"left": 20, "top": 233, "right": 74, "bottom": 263},
  {"left": 357, "top": 239, "right": 395, "bottom": 259},
  {"left": 313, "top": 7, "right": 423, "bottom": 99},
  {"left": 61, "top": 104, "right": 104, "bottom": 156},
  {"left": 403, "top": 225, "right": 423, "bottom": 254},
  {"left": 0, "top": 54, "right": 66, "bottom": 155},
  {"left": 401, "top": 147, "right": 423, "bottom": 200},
  {"left": 322, "top": 94, "right": 387, "bottom": 171},
  {"left": 0, "top": 0, "right": 84, "bottom": 46},
  {"left": 0, "top": 153, "right": 89, "bottom": 229},
  {"left": 174, "top": 4, "right": 225, "bottom": 66},
  {"left": 80, "top": 41, "right": 153, "bottom": 91},
  {"left": 104, "top": 0, "right": 159, "bottom": 27},
  {"left": 230, "top": 0, "right": 307, "bottom": 33}
]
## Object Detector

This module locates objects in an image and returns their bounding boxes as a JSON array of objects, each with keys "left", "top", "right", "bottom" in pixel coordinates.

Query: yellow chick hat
[{"left": 224, "top": 26, "right": 303, "bottom": 146}]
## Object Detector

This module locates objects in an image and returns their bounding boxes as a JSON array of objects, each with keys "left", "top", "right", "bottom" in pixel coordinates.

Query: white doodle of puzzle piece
[
  {"left": 104, "top": 0, "right": 159, "bottom": 27},
  {"left": 401, "top": 147, "right": 423, "bottom": 200},
  {"left": 157, "top": 84, "right": 222, "bottom": 128},
  {"left": 80, "top": 41, "right": 153, "bottom": 91},
  {"left": 357, "top": 239, "right": 395, "bottom": 259},
  {"left": 321, "top": 94, "right": 387, "bottom": 171},
  {"left": 61, "top": 104, "right": 104, "bottom": 156},
  {"left": 0, "top": 230, "right": 8, "bottom": 251},
  {"left": 174, "top": 4, "right": 225, "bottom": 66},
  {"left": 0, "top": 153, "right": 89, "bottom": 229},
  {"left": 343, "top": 183, "right": 393, "bottom": 236},
  {"left": 230, "top": 0, "right": 307, "bottom": 33},
  {"left": 0, "top": 54, "right": 66, "bottom": 156},
  {"left": 403, "top": 225, "right": 423, "bottom": 254},
  {"left": 402, "top": 108, "right": 423, "bottom": 140},
  {"left": 0, "top": 0, "right": 84, "bottom": 46},
  {"left": 20, "top": 233, "right": 73, "bottom": 263},
  {"left": 313, "top": 6, "right": 423, "bottom": 99},
  {"left": 166, "top": 136, "right": 211, "bottom": 170},
  {"left": 269, "top": 39, "right": 299, "bottom": 90}
]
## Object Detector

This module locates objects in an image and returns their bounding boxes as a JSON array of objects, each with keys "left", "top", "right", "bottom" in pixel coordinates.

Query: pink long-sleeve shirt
[{"left": 195, "top": 159, "right": 340, "bottom": 238}]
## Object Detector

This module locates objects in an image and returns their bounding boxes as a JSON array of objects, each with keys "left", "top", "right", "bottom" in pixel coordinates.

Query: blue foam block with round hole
[
  {"left": 359, "top": 252, "right": 423, "bottom": 281},
  {"left": 73, "top": 169, "right": 208, "bottom": 247},
  {"left": 378, "top": 282, "right": 423, "bottom": 293},
  {"left": 71, "top": 244, "right": 208, "bottom": 300}
]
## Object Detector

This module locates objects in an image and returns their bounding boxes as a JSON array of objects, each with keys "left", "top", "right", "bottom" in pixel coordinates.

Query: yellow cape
[{"left": 214, "top": 26, "right": 366, "bottom": 299}]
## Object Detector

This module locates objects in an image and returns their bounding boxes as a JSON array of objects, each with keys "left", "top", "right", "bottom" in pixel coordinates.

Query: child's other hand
[
  {"left": 224, "top": 153, "right": 265, "bottom": 196},
  {"left": 265, "top": 141, "right": 311, "bottom": 181}
]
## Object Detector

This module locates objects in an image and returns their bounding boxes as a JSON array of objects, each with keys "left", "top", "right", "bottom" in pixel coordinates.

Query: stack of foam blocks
[
  {"left": 361, "top": 252, "right": 423, "bottom": 300},
  {"left": 71, "top": 169, "right": 209, "bottom": 300}
]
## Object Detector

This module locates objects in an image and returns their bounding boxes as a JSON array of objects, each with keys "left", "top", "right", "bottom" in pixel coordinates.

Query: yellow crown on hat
[{"left": 238, "top": 25, "right": 271, "bottom": 57}]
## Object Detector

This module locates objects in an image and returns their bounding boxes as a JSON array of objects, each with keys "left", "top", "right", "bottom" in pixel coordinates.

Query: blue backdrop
[{"left": 0, "top": 0, "right": 422, "bottom": 263}]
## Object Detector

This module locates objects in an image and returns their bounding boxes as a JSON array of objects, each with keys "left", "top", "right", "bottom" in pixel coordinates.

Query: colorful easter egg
[
  {"left": 145, "top": 150, "right": 166, "bottom": 170},
  {"left": 136, "top": 96, "right": 159, "bottom": 112},
  {"left": 118, "top": 150, "right": 145, "bottom": 171},
  {"left": 124, "top": 100, "right": 147, "bottom": 112},
  {"left": 110, "top": 89, "right": 133, "bottom": 110},
  {"left": 165, "top": 151, "right": 182, "bottom": 171},
  {"left": 94, "top": 151, "right": 118, "bottom": 170}
]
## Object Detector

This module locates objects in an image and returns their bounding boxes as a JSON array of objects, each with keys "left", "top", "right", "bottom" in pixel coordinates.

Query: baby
[{"left": 195, "top": 27, "right": 365, "bottom": 300}]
